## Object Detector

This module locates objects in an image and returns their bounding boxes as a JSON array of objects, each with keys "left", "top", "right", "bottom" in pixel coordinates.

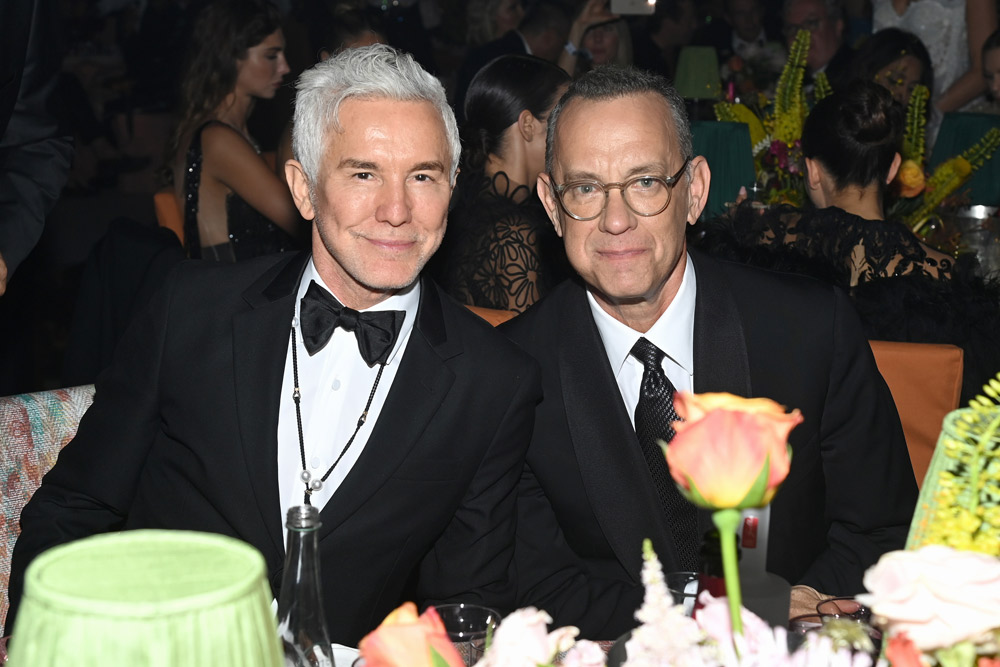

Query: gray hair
[
  {"left": 545, "top": 65, "right": 693, "bottom": 174},
  {"left": 291, "top": 44, "right": 461, "bottom": 186}
]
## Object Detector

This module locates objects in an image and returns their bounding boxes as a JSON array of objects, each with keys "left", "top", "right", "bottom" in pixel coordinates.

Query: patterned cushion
[{"left": 0, "top": 385, "right": 95, "bottom": 635}]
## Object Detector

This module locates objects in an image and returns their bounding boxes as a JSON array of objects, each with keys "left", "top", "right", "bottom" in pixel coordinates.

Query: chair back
[
  {"left": 465, "top": 305, "right": 517, "bottom": 327},
  {"left": 869, "top": 341, "right": 963, "bottom": 488},
  {"left": 0, "top": 385, "right": 95, "bottom": 635}
]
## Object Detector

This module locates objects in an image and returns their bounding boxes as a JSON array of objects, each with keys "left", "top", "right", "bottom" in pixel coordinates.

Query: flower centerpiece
[
  {"left": 720, "top": 41, "right": 787, "bottom": 101},
  {"left": 358, "top": 601, "right": 465, "bottom": 667},
  {"left": 662, "top": 391, "right": 801, "bottom": 637},
  {"left": 714, "top": 30, "right": 830, "bottom": 207},
  {"left": 887, "top": 85, "right": 1000, "bottom": 239}
]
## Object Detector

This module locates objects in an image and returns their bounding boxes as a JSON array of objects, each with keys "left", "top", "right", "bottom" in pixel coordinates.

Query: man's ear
[
  {"left": 685, "top": 156, "right": 711, "bottom": 225},
  {"left": 285, "top": 159, "right": 316, "bottom": 220},
  {"left": 536, "top": 172, "right": 564, "bottom": 237},
  {"left": 517, "top": 109, "right": 537, "bottom": 143}
]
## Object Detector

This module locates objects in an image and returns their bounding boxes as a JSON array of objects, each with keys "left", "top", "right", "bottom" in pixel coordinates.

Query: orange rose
[
  {"left": 664, "top": 392, "right": 801, "bottom": 509},
  {"left": 885, "top": 633, "right": 924, "bottom": 667},
  {"left": 358, "top": 602, "right": 464, "bottom": 667},
  {"left": 896, "top": 159, "right": 926, "bottom": 198}
]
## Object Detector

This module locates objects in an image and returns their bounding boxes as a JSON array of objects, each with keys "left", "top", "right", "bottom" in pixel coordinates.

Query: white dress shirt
[
  {"left": 588, "top": 254, "right": 697, "bottom": 426},
  {"left": 276, "top": 259, "right": 420, "bottom": 540}
]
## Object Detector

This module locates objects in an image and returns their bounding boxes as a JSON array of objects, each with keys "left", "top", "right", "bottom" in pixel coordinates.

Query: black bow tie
[{"left": 299, "top": 281, "right": 406, "bottom": 366}]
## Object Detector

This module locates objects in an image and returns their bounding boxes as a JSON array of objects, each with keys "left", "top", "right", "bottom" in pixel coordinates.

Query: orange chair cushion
[
  {"left": 869, "top": 340, "right": 963, "bottom": 488},
  {"left": 465, "top": 305, "right": 517, "bottom": 327}
]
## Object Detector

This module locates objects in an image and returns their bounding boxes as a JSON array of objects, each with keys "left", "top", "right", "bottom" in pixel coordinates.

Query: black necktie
[
  {"left": 299, "top": 281, "right": 405, "bottom": 366},
  {"left": 631, "top": 337, "right": 700, "bottom": 571}
]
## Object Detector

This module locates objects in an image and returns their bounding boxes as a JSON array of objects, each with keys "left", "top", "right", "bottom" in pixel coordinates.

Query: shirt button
[
  {"left": 310, "top": 456, "right": 322, "bottom": 469},
  {"left": 332, "top": 378, "right": 341, "bottom": 391}
]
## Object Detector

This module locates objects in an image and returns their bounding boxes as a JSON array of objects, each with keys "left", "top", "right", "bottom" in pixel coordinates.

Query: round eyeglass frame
[{"left": 549, "top": 157, "right": 692, "bottom": 221}]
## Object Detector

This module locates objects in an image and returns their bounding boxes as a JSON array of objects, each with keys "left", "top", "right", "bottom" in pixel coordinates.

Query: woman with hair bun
[
  {"left": 692, "top": 80, "right": 1000, "bottom": 402},
  {"left": 433, "top": 54, "right": 571, "bottom": 312},
  {"left": 166, "top": 0, "right": 304, "bottom": 262}
]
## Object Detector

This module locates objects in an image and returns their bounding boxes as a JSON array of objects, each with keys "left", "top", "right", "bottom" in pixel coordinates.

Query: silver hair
[
  {"left": 291, "top": 44, "right": 461, "bottom": 187},
  {"left": 545, "top": 65, "right": 693, "bottom": 175}
]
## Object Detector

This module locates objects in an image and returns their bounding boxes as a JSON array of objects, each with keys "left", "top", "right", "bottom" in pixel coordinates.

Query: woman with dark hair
[
  {"left": 167, "top": 0, "right": 303, "bottom": 261},
  {"left": 983, "top": 28, "right": 1000, "bottom": 101},
  {"left": 433, "top": 54, "right": 571, "bottom": 311},
  {"left": 693, "top": 80, "right": 1000, "bottom": 401},
  {"left": 848, "top": 28, "right": 933, "bottom": 106}
]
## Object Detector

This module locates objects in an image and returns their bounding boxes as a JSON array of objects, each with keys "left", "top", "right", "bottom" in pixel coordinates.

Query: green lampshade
[
  {"left": 7, "top": 530, "right": 282, "bottom": 667},
  {"left": 674, "top": 46, "right": 722, "bottom": 101}
]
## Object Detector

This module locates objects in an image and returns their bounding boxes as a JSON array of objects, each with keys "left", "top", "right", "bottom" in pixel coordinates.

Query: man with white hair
[{"left": 7, "top": 45, "right": 540, "bottom": 646}]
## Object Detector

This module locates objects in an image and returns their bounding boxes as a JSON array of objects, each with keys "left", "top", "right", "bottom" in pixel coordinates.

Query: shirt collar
[
  {"left": 295, "top": 257, "right": 420, "bottom": 365},
  {"left": 588, "top": 253, "right": 696, "bottom": 376},
  {"left": 732, "top": 29, "right": 766, "bottom": 52}
]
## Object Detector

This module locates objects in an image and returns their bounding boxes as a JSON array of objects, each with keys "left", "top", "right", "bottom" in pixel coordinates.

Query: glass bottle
[{"left": 277, "top": 504, "right": 336, "bottom": 667}]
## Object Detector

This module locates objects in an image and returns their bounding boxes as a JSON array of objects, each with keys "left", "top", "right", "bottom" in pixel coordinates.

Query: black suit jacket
[
  {"left": 501, "top": 250, "right": 917, "bottom": 638},
  {"left": 8, "top": 252, "right": 541, "bottom": 645},
  {"left": 0, "top": 0, "right": 72, "bottom": 279}
]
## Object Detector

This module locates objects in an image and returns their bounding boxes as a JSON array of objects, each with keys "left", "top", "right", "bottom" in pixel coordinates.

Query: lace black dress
[
  {"left": 691, "top": 203, "right": 1000, "bottom": 401},
  {"left": 433, "top": 171, "right": 571, "bottom": 312},
  {"left": 183, "top": 121, "right": 296, "bottom": 262}
]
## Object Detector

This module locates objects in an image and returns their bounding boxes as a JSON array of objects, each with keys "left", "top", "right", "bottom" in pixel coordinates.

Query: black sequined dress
[
  {"left": 183, "top": 121, "right": 296, "bottom": 262},
  {"left": 432, "top": 171, "right": 571, "bottom": 312}
]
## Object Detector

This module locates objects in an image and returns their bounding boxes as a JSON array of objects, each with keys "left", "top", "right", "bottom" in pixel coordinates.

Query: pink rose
[
  {"left": 559, "top": 640, "right": 606, "bottom": 667},
  {"left": 857, "top": 546, "right": 1000, "bottom": 651},
  {"left": 666, "top": 392, "right": 800, "bottom": 509},
  {"left": 475, "top": 607, "right": 578, "bottom": 666},
  {"left": 694, "top": 591, "right": 772, "bottom": 653},
  {"left": 358, "top": 602, "right": 464, "bottom": 667}
]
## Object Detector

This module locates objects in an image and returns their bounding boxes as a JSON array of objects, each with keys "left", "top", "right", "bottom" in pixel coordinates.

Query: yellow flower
[{"left": 896, "top": 159, "right": 925, "bottom": 198}]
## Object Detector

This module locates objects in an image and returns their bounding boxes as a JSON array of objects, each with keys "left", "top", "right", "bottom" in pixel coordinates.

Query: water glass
[
  {"left": 666, "top": 571, "right": 701, "bottom": 616},
  {"left": 435, "top": 603, "right": 501, "bottom": 666}
]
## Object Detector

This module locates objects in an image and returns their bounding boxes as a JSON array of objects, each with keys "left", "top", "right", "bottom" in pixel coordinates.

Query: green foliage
[{"left": 902, "top": 85, "right": 929, "bottom": 163}]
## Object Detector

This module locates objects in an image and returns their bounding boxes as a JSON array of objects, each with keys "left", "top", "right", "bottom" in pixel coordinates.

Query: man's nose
[
  {"left": 598, "top": 188, "right": 637, "bottom": 235},
  {"left": 375, "top": 181, "right": 411, "bottom": 226}
]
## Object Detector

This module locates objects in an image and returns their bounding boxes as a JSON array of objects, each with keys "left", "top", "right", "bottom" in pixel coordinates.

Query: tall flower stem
[{"left": 712, "top": 508, "right": 744, "bottom": 635}]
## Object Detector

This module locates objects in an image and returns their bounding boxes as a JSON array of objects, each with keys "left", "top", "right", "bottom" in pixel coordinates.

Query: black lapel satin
[
  {"left": 233, "top": 252, "right": 310, "bottom": 561},
  {"left": 689, "top": 249, "right": 753, "bottom": 538},
  {"left": 317, "top": 277, "right": 458, "bottom": 540},
  {"left": 558, "top": 281, "right": 678, "bottom": 582}
]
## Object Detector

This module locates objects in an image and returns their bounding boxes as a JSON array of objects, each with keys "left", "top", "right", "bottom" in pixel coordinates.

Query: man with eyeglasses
[
  {"left": 783, "top": 0, "right": 853, "bottom": 86},
  {"left": 501, "top": 66, "right": 916, "bottom": 638}
]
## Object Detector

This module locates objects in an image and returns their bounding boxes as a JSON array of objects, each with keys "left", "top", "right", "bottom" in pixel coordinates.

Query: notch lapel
[
  {"left": 232, "top": 253, "right": 309, "bottom": 561},
  {"left": 558, "top": 283, "right": 678, "bottom": 582}
]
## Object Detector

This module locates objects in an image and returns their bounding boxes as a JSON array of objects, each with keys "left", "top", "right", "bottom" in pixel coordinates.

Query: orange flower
[
  {"left": 727, "top": 55, "right": 745, "bottom": 73},
  {"left": 896, "top": 159, "right": 926, "bottom": 198},
  {"left": 885, "top": 633, "right": 924, "bottom": 667},
  {"left": 358, "top": 602, "right": 464, "bottom": 667},
  {"left": 664, "top": 392, "right": 801, "bottom": 509}
]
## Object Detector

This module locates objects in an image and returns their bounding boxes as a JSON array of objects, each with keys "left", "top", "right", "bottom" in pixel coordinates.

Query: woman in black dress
[{"left": 434, "top": 54, "right": 572, "bottom": 311}]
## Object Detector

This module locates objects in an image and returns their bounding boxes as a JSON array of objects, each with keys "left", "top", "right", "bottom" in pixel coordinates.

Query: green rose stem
[{"left": 712, "top": 508, "right": 744, "bottom": 637}]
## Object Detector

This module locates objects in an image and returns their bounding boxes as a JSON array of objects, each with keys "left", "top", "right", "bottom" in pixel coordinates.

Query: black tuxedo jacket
[
  {"left": 8, "top": 252, "right": 541, "bottom": 645},
  {"left": 501, "top": 250, "right": 917, "bottom": 638}
]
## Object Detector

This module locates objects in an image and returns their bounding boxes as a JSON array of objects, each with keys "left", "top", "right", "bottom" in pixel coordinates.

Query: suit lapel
[
  {"left": 318, "top": 278, "right": 458, "bottom": 540},
  {"left": 690, "top": 250, "right": 752, "bottom": 397},
  {"left": 558, "top": 282, "right": 678, "bottom": 581},
  {"left": 233, "top": 252, "right": 309, "bottom": 560}
]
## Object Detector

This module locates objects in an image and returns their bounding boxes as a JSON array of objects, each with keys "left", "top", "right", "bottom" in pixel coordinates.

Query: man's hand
[{"left": 789, "top": 584, "right": 833, "bottom": 619}]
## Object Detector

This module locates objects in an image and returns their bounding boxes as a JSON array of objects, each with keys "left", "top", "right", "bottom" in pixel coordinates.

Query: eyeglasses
[{"left": 549, "top": 158, "right": 691, "bottom": 221}]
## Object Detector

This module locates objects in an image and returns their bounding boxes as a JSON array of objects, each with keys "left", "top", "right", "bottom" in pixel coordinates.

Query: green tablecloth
[
  {"left": 930, "top": 111, "right": 1000, "bottom": 206},
  {"left": 691, "top": 121, "right": 756, "bottom": 219}
]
